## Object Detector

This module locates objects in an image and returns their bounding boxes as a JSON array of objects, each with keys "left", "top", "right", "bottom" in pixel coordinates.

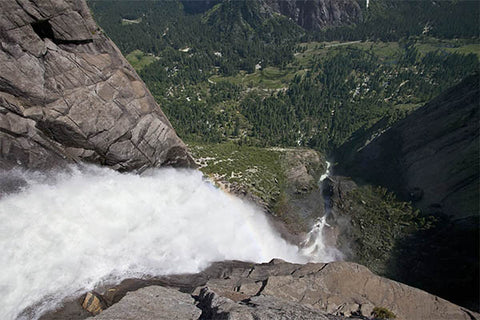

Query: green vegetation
[
  {"left": 142, "top": 40, "right": 477, "bottom": 150},
  {"left": 337, "top": 185, "right": 434, "bottom": 275},
  {"left": 88, "top": 0, "right": 302, "bottom": 76},
  {"left": 88, "top": 0, "right": 479, "bottom": 153},
  {"left": 125, "top": 50, "right": 156, "bottom": 70},
  {"left": 240, "top": 42, "right": 478, "bottom": 150},
  {"left": 189, "top": 142, "right": 286, "bottom": 208},
  {"left": 309, "top": 0, "right": 479, "bottom": 42},
  {"left": 414, "top": 38, "right": 480, "bottom": 59},
  {"left": 210, "top": 66, "right": 293, "bottom": 90},
  {"left": 189, "top": 142, "right": 326, "bottom": 232},
  {"left": 372, "top": 307, "right": 396, "bottom": 319}
]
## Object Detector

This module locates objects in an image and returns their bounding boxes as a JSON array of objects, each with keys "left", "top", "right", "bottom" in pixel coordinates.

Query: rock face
[
  {"left": 336, "top": 74, "right": 479, "bottom": 219},
  {"left": 263, "top": 0, "right": 362, "bottom": 30},
  {"left": 180, "top": 0, "right": 362, "bottom": 31},
  {"left": 72, "top": 260, "right": 478, "bottom": 320},
  {"left": 277, "top": 148, "right": 327, "bottom": 236},
  {"left": 0, "top": 0, "right": 194, "bottom": 171}
]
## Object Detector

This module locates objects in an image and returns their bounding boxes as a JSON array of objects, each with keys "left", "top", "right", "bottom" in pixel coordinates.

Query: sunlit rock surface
[
  {"left": 77, "top": 260, "right": 478, "bottom": 320},
  {"left": 0, "top": 0, "right": 194, "bottom": 171}
]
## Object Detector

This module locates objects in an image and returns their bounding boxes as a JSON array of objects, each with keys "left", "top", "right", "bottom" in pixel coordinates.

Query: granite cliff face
[
  {"left": 336, "top": 74, "right": 479, "bottom": 219},
  {"left": 0, "top": 0, "right": 194, "bottom": 171},
  {"left": 182, "top": 0, "right": 362, "bottom": 30},
  {"left": 263, "top": 0, "right": 362, "bottom": 30}
]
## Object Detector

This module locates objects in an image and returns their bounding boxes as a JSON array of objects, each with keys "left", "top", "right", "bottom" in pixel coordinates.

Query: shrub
[{"left": 372, "top": 306, "right": 396, "bottom": 319}]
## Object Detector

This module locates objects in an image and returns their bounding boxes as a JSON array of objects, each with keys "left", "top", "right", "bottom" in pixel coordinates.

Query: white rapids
[{"left": 0, "top": 164, "right": 340, "bottom": 320}]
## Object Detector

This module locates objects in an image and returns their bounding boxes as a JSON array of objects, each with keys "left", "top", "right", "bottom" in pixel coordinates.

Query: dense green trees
[
  {"left": 307, "top": 0, "right": 479, "bottom": 42},
  {"left": 240, "top": 47, "right": 478, "bottom": 150},
  {"left": 88, "top": 0, "right": 479, "bottom": 151},
  {"left": 88, "top": 0, "right": 302, "bottom": 76}
]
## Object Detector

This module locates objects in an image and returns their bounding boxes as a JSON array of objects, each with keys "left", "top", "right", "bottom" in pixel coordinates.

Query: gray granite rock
[
  {"left": 197, "top": 287, "right": 342, "bottom": 320},
  {"left": 57, "top": 260, "right": 479, "bottom": 320},
  {"left": 86, "top": 286, "right": 201, "bottom": 320},
  {"left": 190, "top": 260, "right": 478, "bottom": 320},
  {"left": 0, "top": 0, "right": 194, "bottom": 171}
]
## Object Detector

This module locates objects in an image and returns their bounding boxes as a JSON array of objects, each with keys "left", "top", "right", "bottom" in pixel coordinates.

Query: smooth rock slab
[{"left": 86, "top": 286, "right": 201, "bottom": 320}]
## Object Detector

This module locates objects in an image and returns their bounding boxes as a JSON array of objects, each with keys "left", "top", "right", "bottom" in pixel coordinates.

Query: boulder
[{"left": 85, "top": 286, "right": 201, "bottom": 320}]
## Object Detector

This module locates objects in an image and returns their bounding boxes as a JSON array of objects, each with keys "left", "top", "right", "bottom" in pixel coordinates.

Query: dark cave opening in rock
[
  {"left": 31, "top": 20, "right": 55, "bottom": 41},
  {"left": 31, "top": 20, "right": 93, "bottom": 45}
]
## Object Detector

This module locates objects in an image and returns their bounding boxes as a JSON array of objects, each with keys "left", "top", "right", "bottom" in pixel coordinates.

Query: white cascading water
[
  {"left": 0, "top": 164, "right": 339, "bottom": 320},
  {"left": 300, "top": 161, "right": 342, "bottom": 261},
  {"left": 319, "top": 160, "right": 332, "bottom": 182}
]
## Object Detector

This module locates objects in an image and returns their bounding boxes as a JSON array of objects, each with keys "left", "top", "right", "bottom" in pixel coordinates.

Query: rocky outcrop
[
  {"left": 263, "top": 0, "right": 362, "bottom": 30},
  {"left": 63, "top": 260, "right": 478, "bottom": 320},
  {"left": 192, "top": 147, "right": 327, "bottom": 240},
  {"left": 336, "top": 74, "right": 479, "bottom": 219},
  {"left": 0, "top": 0, "right": 194, "bottom": 171}
]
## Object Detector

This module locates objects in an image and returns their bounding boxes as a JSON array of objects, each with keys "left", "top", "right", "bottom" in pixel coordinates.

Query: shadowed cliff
[
  {"left": 335, "top": 74, "right": 479, "bottom": 310},
  {"left": 336, "top": 74, "right": 479, "bottom": 220}
]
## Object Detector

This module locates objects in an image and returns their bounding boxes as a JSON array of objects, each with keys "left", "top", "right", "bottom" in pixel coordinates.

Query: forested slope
[{"left": 88, "top": 0, "right": 479, "bottom": 152}]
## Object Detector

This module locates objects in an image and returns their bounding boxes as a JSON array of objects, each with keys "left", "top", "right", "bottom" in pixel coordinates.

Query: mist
[{"left": 0, "top": 165, "right": 339, "bottom": 319}]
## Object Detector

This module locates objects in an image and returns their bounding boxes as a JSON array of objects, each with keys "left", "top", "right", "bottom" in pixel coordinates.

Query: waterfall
[
  {"left": 319, "top": 160, "right": 332, "bottom": 182},
  {"left": 0, "top": 164, "right": 339, "bottom": 320},
  {"left": 300, "top": 160, "right": 342, "bottom": 262}
]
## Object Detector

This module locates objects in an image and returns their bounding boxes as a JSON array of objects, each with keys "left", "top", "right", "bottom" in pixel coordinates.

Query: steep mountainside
[
  {"left": 336, "top": 74, "right": 479, "bottom": 219},
  {"left": 0, "top": 0, "right": 194, "bottom": 171},
  {"left": 181, "top": 0, "right": 362, "bottom": 30},
  {"left": 335, "top": 74, "right": 479, "bottom": 310},
  {"left": 264, "top": 0, "right": 362, "bottom": 30}
]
